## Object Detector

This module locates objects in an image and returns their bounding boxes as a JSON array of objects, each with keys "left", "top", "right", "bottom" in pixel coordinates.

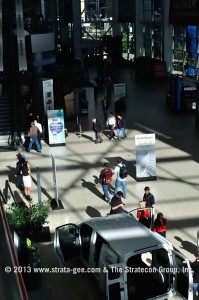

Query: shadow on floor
[
  {"left": 81, "top": 178, "right": 103, "bottom": 199},
  {"left": 174, "top": 236, "right": 198, "bottom": 257},
  {"left": 86, "top": 206, "right": 101, "bottom": 218}
]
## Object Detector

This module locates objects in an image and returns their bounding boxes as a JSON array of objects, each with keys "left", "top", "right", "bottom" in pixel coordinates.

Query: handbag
[{"left": 139, "top": 201, "right": 146, "bottom": 208}]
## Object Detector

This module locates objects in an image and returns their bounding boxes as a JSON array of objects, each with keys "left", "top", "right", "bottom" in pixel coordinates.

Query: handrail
[
  {"left": 0, "top": 188, "right": 7, "bottom": 204},
  {"left": 0, "top": 198, "right": 29, "bottom": 300},
  {"left": 5, "top": 179, "right": 17, "bottom": 205}
]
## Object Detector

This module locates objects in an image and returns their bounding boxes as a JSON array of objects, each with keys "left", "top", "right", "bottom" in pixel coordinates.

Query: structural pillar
[
  {"left": 72, "top": 0, "right": 82, "bottom": 59},
  {"left": 135, "top": 0, "right": 144, "bottom": 57},
  {"left": 162, "top": 0, "right": 173, "bottom": 72}
]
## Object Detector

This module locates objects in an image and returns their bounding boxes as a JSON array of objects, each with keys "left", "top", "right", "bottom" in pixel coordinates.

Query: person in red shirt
[{"left": 153, "top": 212, "right": 167, "bottom": 237}]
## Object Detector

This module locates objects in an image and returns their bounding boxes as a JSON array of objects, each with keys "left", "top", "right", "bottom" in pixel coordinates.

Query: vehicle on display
[{"left": 54, "top": 213, "right": 193, "bottom": 300}]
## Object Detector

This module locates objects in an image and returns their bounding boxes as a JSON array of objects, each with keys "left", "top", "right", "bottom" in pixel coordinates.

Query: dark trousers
[{"left": 109, "top": 125, "right": 115, "bottom": 139}]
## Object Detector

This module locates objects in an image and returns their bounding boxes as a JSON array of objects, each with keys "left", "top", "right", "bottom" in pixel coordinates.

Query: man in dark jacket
[
  {"left": 110, "top": 191, "right": 126, "bottom": 214},
  {"left": 92, "top": 118, "right": 103, "bottom": 144},
  {"left": 139, "top": 186, "right": 155, "bottom": 228},
  {"left": 191, "top": 257, "right": 199, "bottom": 299}
]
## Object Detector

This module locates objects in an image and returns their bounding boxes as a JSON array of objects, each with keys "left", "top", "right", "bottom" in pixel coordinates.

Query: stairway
[{"left": 0, "top": 84, "right": 12, "bottom": 136}]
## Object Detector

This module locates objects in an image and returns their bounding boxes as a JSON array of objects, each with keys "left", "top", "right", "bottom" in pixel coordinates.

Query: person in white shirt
[
  {"left": 113, "top": 159, "right": 127, "bottom": 198},
  {"left": 34, "top": 120, "right": 42, "bottom": 148},
  {"left": 106, "top": 112, "right": 116, "bottom": 140}
]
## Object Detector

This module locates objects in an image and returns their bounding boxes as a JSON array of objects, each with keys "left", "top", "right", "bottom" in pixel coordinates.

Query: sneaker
[{"left": 26, "top": 195, "right": 32, "bottom": 201}]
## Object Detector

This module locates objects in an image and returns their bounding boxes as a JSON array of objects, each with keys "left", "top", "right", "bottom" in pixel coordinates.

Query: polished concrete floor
[{"left": 1, "top": 66, "right": 199, "bottom": 299}]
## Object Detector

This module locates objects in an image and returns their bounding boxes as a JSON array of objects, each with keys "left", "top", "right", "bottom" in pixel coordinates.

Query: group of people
[
  {"left": 14, "top": 119, "right": 43, "bottom": 200},
  {"left": 92, "top": 111, "right": 127, "bottom": 144},
  {"left": 99, "top": 163, "right": 168, "bottom": 236},
  {"left": 99, "top": 159, "right": 128, "bottom": 203}
]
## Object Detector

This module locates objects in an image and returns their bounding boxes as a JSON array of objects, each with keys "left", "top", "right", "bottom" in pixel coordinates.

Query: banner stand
[
  {"left": 136, "top": 175, "right": 157, "bottom": 183},
  {"left": 135, "top": 133, "right": 157, "bottom": 182},
  {"left": 47, "top": 109, "right": 66, "bottom": 147},
  {"left": 50, "top": 154, "right": 64, "bottom": 210}
]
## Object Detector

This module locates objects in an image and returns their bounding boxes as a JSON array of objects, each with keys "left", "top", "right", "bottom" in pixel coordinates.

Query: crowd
[{"left": 12, "top": 94, "right": 199, "bottom": 298}]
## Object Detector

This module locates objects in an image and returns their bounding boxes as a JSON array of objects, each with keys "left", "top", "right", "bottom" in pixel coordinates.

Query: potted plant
[{"left": 6, "top": 201, "right": 50, "bottom": 237}]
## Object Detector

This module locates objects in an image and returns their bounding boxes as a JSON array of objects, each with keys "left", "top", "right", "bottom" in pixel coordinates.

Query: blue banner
[{"left": 47, "top": 110, "right": 65, "bottom": 145}]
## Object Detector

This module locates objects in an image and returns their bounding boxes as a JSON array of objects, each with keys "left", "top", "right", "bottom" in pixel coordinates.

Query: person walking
[
  {"left": 116, "top": 115, "right": 127, "bottom": 140},
  {"left": 106, "top": 112, "right": 116, "bottom": 140},
  {"left": 191, "top": 257, "right": 199, "bottom": 300},
  {"left": 21, "top": 158, "right": 32, "bottom": 201},
  {"left": 101, "top": 96, "right": 109, "bottom": 120},
  {"left": 139, "top": 186, "right": 155, "bottom": 228},
  {"left": 92, "top": 118, "right": 103, "bottom": 144},
  {"left": 34, "top": 119, "right": 42, "bottom": 149},
  {"left": 15, "top": 152, "right": 26, "bottom": 190},
  {"left": 153, "top": 212, "right": 167, "bottom": 237},
  {"left": 27, "top": 122, "right": 41, "bottom": 153},
  {"left": 110, "top": 191, "right": 126, "bottom": 214},
  {"left": 113, "top": 159, "right": 128, "bottom": 198},
  {"left": 99, "top": 162, "right": 113, "bottom": 203}
]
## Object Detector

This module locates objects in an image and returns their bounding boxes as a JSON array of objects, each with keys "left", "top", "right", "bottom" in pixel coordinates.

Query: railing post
[
  {"left": 51, "top": 154, "right": 59, "bottom": 208},
  {"left": 36, "top": 167, "right": 42, "bottom": 204}
]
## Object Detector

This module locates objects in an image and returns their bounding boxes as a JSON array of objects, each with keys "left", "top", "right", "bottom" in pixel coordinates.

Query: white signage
[
  {"left": 42, "top": 79, "right": 54, "bottom": 115},
  {"left": 135, "top": 134, "right": 156, "bottom": 180},
  {"left": 114, "top": 83, "right": 126, "bottom": 101}
]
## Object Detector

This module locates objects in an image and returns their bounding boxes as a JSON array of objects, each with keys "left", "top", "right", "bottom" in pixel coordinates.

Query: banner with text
[
  {"left": 47, "top": 109, "right": 65, "bottom": 146},
  {"left": 114, "top": 83, "right": 126, "bottom": 102},
  {"left": 135, "top": 134, "right": 156, "bottom": 180}
]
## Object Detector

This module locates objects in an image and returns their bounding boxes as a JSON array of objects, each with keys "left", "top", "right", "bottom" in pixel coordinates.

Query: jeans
[
  {"left": 95, "top": 132, "right": 103, "bottom": 142},
  {"left": 28, "top": 136, "right": 41, "bottom": 152},
  {"left": 102, "top": 184, "right": 111, "bottom": 202},
  {"left": 117, "top": 128, "right": 127, "bottom": 140},
  {"left": 193, "top": 283, "right": 199, "bottom": 292},
  {"left": 114, "top": 179, "right": 127, "bottom": 198}
]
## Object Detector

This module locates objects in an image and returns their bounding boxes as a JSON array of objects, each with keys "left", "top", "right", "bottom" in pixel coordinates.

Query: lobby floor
[{"left": 1, "top": 67, "right": 199, "bottom": 299}]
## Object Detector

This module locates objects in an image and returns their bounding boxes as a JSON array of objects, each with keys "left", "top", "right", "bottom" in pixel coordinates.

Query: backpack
[
  {"left": 100, "top": 168, "right": 113, "bottom": 184},
  {"left": 20, "top": 162, "right": 30, "bottom": 176},
  {"left": 118, "top": 164, "right": 128, "bottom": 179}
]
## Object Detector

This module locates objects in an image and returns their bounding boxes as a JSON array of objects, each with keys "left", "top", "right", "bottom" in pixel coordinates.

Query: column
[
  {"left": 111, "top": 0, "right": 120, "bottom": 36},
  {"left": 72, "top": 0, "right": 82, "bottom": 59},
  {"left": 135, "top": 0, "right": 144, "bottom": 57},
  {"left": 162, "top": 0, "right": 172, "bottom": 72}
]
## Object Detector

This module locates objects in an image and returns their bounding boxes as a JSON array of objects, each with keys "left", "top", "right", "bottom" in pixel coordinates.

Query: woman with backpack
[{"left": 20, "top": 158, "right": 32, "bottom": 201}]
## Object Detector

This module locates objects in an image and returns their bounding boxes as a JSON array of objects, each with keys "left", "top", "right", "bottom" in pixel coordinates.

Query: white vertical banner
[
  {"left": 114, "top": 83, "right": 126, "bottom": 102},
  {"left": 42, "top": 79, "right": 54, "bottom": 115},
  {"left": 135, "top": 134, "right": 157, "bottom": 180}
]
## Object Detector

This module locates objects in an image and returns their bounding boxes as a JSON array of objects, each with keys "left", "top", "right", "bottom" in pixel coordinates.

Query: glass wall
[
  {"left": 172, "top": 25, "right": 199, "bottom": 78},
  {"left": 121, "top": 23, "right": 135, "bottom": 61},
  {"left": 80, "top": 0, "right": 113, "bottom": 41},
  {"left": 142, "top": 0, "right": 163, "bottom": 59}
]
